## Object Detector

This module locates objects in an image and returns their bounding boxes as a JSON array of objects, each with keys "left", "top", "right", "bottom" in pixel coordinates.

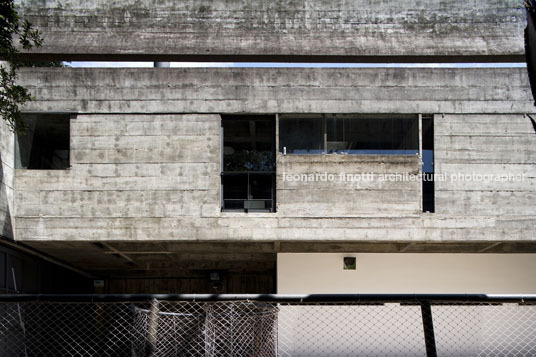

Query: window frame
[
  {"left": 220, "top": 115, "right": 277, "bottom": 213},
  {"left": 278, "top": 114, "right": 420, "bottom": 156}
]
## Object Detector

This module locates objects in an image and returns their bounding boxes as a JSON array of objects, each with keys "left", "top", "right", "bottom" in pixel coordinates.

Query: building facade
[{"left": 1, "top": 0, "right": 535, "bottom": 294}]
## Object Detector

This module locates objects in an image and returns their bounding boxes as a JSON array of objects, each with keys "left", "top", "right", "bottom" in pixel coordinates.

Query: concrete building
[{"left": 1, "top": 0, "right": 535, "bottom": 294}]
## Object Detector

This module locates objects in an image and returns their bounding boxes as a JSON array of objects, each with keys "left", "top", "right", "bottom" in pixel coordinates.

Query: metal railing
[{"left": 1, "top": 294, "right": 535, "bottom": 356}]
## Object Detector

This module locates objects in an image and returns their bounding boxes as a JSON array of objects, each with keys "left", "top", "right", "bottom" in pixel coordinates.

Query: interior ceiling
[{"left": 19, "top": 241, "right": 536, "bottom": 279}]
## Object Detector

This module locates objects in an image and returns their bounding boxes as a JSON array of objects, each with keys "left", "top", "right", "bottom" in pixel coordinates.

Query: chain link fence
[{"left": 1, "top": 294, "right": 535, "bottom": 356}]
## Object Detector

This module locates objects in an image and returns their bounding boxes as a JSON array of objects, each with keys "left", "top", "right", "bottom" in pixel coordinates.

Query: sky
[{"left": 67, "top": 62, "right": 527, "bottom": 68}]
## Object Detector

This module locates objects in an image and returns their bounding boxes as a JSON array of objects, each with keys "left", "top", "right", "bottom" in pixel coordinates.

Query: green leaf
[{"left": 0, "top": 0, "right": 44, "bottom": 132}]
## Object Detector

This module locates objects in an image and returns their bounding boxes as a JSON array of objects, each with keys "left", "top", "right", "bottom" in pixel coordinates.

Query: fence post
[
  {"left": 146, "top": 298, "right": 160, "bottom": 357},
  {"left": 420, "top": 301, "right": 437, "bottom": 357}
]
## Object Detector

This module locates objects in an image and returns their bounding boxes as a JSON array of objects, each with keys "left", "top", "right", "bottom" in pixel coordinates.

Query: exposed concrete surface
[
  {"left": 14, "top": 0, "right": 524, "bottom": 60},
  {"left": 0, "top": 120, "right": 14, "bottom": 240},
  {"left": 7, "top": 1, "right": 535, "bottom": 288},
  {"left": 11, "top": 67, "right": 536, "bottom": 247},
  {"left": 17, "top": 67, "right": 535, "bottom": 114},
  {"left": 277, "top": 155, "right": 421, "bottom": 216},
  {"left": 436, "top": 114, "right": 536, "bottom": 216}
]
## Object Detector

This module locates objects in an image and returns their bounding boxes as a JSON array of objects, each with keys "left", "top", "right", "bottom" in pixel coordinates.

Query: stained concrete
[
  {"left": 14, "top": 0, "right": 524, "bottom": 60},
  {"left": 4, "top": 0, "right": 535, "bottom": 290},
  {"left": 435, "top": 114, "right": 536, "bottom": 215},
  {"left": 8, "top": 67, "right": 536, "bottom": 249},
  {"left": 17, "top": 67, "right": 535, "bottom": 114},
  {"left": 0, "top": 121, "right": 14, "bottom": 240}
]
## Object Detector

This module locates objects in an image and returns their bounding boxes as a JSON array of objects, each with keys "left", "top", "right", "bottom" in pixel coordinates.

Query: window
[
  {"left": 15, "top": 113, "right": 71, "bottom": 169},
  {"left": 221, "top": 115, "right": 276, "bottom": 212},
  {"left": 422, "top": 115, "right": 434, "bottom": 213},
  {"left": 279, "top": 114, "right": 419, "bottom": 155}
]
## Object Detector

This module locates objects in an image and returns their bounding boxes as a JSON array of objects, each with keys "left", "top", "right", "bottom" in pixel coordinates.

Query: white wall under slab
[{"left": 277, "top": 253, "right": 536, "bottom": 294}]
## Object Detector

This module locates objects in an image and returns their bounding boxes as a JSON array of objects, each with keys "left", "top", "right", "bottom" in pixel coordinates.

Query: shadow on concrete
[
  {"left": 0, "top": 149, "right": 14, "bottom": 240},
  {"left": 528, "top": 114, "right": 536, "bottom": 135}
]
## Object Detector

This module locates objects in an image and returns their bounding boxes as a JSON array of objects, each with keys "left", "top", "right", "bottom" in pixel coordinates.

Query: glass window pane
[
  {"left": 222, "top": 174, "right": 248, "bottom": 200},
  {"left": 221, "top": 115, "right": 276, "bottom": 212},
  {"left": 279, "top": 117, "right": 324, "bottom": 154},
  {"left": 280, "top": 115, "right": 418, "bottom": 155},
  {"left": 422, "top": 116, "right": 435, "bottom": 213},
  {"left": 344, "top": 118, "right": 418, "bottom": 154},
  {"left": 224, "top": 200, "right": 244, "bottom": 210},
  {"left": 222, "top": 116, "right": 274, "bottom": 171},
  {"left": 250, "top": 174, "right": 273, "bottom": 199}
]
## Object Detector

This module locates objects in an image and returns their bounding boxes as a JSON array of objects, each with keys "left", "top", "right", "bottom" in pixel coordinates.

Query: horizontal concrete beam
[
  {"left": 15, "top": 0, "right": 525, "bottom": 60},
  {"left": 18, "top": 67, "right": 534, "bottom": 114},
  {"left": 15, "top": 215, "right": 536, "bottom": 241}
]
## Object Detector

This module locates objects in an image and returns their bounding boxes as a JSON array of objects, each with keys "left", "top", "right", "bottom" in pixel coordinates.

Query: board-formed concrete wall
[
  {"left": 16, "top": 0, "right": 526, "bottom": 61},
  {"left": 11, "top": 67, "right": 536, "bottom": 243},
  {"left": 17, "top": 67, "right": 535, "bottom": 114},
  {"left": 435, "top": 114, "right": 536, "bottom": 216},
  {"left": 277, "top": 155, "right": 421, "bottom": 216},
  {"left": 0, "top": 121, "right": 14, "bottom": 240},
  {"left": 14, "top": 114, "right": 221, "bottom": 221},
  {"left": 14, "top": 0, "right": 524, "bottom": 60}
]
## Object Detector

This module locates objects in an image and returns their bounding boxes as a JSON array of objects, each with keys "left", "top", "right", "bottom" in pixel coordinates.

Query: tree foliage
[{"left": 1, "top": 0, "right": 43, "bottom": 131}]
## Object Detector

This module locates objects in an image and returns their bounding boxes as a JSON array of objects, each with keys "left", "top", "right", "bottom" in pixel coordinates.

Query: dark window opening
[
  {"left": 15, "top": 114, "right": 71, "bottom": 170},
  {"left": 221, "top": 115, "right": 275, "bottom": 212},
  {"left": 279, "top": 114, "right": 419, "bottom": 155},
  {"left": 278, "top": 117, "right": 324, "bottom": 154},
  {"left": 422, "top": 115, "right": 434, "bottom": 213}
]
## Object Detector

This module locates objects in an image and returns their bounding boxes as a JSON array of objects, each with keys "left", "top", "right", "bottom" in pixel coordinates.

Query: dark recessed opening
[
  {"left": 343, "top": 257, "right": 357, "bottom": 270},
  {"left": 422, "top": 115, "right": 434, "bottom": 213},
  {"left": 15, "top": 114, "right": 71, "bottom": 170},
  {"left": 279, "top": 114, "right": 419, "bottom": 155},
  {"left": 221, "top": 115, "right": 276, "bottom": 212}
]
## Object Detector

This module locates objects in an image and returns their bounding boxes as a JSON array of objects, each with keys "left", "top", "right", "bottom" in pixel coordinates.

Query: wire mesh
[
  {"left": 277, "top": 302, "right": 426, "bottom": 357},
  {"left": 433, "top": 303, "right": 536, "bottom": 357},
  {"left": 1, "top": 298, "right": 536, "bottom": 356},
  {"left": 131, "top": 300, "right": 278, "bottom": 357},
  {"left": 131, "top": 301, "right": 205, "bottom": 356},
  {"left": 0, "top": 302, "right": 138, "bottom": 357}
]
